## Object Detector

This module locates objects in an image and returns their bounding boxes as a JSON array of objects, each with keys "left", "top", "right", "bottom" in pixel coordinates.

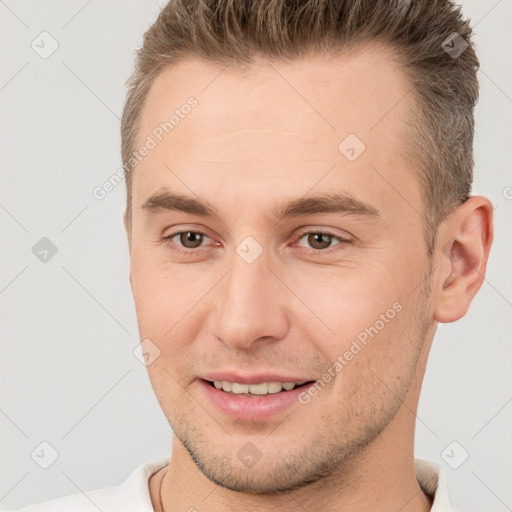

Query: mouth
[
  {"left": 198, "top": 374, "right": 319, "bottom": 420},
  {"left": 201, "top": 378, "right": 315, "bottom": 397}
]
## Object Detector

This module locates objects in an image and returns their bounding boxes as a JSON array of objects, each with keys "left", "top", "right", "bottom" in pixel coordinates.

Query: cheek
[
  {"left": 131, "top": 249, "right": 201, "bottom": 324},
  {"left": 130, "top": 236, "right": 425, "bottom": 360},
  {"left": 291, "top": 263, "right": 403, "bottom": 346},
  {"left": 292, "top": 261, "right": 427, "bottom": 395},
  {"left": 130, "top": 252, "right": 215, "bottom": 369}
]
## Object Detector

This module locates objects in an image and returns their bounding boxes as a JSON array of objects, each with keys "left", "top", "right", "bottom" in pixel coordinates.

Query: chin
[{"left": 178, "top": 429, "right": 361, "bottom": 495}]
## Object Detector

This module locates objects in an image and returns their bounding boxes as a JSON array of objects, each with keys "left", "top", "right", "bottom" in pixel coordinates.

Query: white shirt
[{"left": 5, "top": 457, "right": 458, "bottom": 511}]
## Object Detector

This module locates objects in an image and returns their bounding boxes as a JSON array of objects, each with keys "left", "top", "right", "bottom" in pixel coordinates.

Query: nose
[{"left": 208, "top": 251, "right": 289, "bottom": 351}]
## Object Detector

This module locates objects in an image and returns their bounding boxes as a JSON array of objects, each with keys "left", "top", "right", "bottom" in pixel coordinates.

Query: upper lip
[{"left": 200, "top": 371, "right": 314, "bottom": 385}]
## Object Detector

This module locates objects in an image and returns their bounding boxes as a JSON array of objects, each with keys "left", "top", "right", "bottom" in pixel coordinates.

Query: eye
[
  {"left": 162, "top": 230, "right": 212, "bottom": 253},
  {"left": 162, "top": 228, "right": 351, "bottom": 255},
  {"left": 294, "top": 230, "right": 350, "bottom": 252}
]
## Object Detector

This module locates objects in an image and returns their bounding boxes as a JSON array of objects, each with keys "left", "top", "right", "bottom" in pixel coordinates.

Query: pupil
[
  {"left": 182, "top": 231, "right": 203, "bottom": 248},
  {"left": 309, "top": 233, "right": 330, "bottom": 249}
]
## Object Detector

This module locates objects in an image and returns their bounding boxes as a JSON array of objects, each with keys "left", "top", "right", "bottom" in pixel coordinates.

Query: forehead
[
  {"left": 132, "top": 45, "right": 421, "bottom": 224},
  {"left": 138, "top": 45, "right": 412, "bottom": 147}
]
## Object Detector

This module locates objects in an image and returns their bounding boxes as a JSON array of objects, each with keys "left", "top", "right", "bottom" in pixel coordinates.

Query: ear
[{"left": 433, "top": 196, "right": 494, "bottom": 323}]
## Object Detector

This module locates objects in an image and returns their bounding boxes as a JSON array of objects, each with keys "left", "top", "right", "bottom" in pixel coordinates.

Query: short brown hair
[{"left": 121, "top": 0, "right": 479, "bottom": 255}]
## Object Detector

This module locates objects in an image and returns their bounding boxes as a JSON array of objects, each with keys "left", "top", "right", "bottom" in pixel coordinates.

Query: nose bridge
[{"left": 211, "top": 244, "right": 288, "bottom": 350}]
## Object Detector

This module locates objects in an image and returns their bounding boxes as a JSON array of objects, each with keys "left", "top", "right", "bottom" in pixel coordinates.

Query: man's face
[{"left": 129, "top": 47, "right": 436, "bottom": 492}]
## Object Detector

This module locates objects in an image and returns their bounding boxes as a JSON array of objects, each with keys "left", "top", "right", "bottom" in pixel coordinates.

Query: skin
[{"left": 125, "top": 44, "right": 493, "bottom": 512}]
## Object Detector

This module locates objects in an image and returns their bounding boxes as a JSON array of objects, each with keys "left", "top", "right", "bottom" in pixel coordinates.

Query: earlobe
[{"left": 433, "top": 196, "right": 494, "bottom": 323}]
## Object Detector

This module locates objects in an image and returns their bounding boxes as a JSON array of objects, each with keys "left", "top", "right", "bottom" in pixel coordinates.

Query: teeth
[
  {"left": 248, "top": 382, "right": 267, "bottom": 395},
  {"left": 267, "top": 382, "right": 282, "bottom": 394},
  {"left": 221, "top": 380, "right": 232, "bottom": 392},
  {"left": 232, "top": 383, "right": 249, "bottom": 393},
  {"left": 212, "top": 380, "right": 301, "bottom": 395}
]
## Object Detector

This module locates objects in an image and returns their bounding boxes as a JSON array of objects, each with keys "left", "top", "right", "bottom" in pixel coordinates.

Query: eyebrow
[{"left": 142, "top": 188, "right": 381, "bottom": 221}]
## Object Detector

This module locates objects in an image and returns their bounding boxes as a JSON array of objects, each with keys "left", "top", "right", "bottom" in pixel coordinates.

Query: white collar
[{"left": 415, "top": 458, "right": 456, "bottom": 511}]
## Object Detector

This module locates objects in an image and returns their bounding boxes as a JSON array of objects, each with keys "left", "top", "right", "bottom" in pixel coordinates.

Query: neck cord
[{"left": 158, "top": 467, "right": 166, "bottom": 512}]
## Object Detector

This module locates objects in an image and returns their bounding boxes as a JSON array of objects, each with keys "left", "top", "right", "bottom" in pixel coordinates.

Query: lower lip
[{"left": 198, "top": 379, "right": 313, "bottom": 421}]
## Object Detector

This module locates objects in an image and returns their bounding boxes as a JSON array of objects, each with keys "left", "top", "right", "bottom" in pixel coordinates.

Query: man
[{"left": 12, "top": 0, "right": 493, "bottom": 510}]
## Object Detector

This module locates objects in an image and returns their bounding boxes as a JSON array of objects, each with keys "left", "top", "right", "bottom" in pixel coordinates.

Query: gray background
[{"left": 1, "top": 1, "right": 511, "bottom": 510}]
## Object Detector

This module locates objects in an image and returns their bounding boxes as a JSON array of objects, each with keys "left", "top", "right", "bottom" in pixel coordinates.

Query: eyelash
[{"left": 161, "top": 229, "right": 351, "bottom": 255}]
